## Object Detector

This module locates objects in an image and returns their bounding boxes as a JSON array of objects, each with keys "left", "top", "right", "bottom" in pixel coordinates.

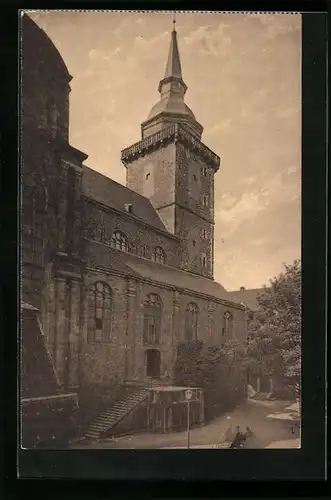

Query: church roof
[
  {"left": 227, "top": 288, "right": 265, "bottom": 311},
  {"left": 143, "top": 26, "right": 200, "bottom": 136},
  {"left": 164, "top": 25, "right": 183, "bottom": 80},
  {"left": 84, "top": 241, "right": 142, "bottom": 277},
  {"left": 147, "top": 99, "right": 196, "bottom": 121},
  {"left": 84, "top": 241, "right": 243, "bottom": 308},
  {"left": 22, "top": 14, "right": 72, "bottom": 82},
  {"left": 21, "top": 301, "right": 39, "bottom": 311},
  {"left": 126, "top": 256, "right": 234, "bottom": 304},
  {"left": 82, "top": 166, "right": 169, "bottom": 233}
]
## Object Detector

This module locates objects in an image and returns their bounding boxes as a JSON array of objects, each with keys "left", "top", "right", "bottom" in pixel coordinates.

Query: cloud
[
  {"left": 209, "top": 118, "right": 233, "bottom": 134},
  {"left": 183, "top": 22, "right": 232, "bottom": 58},
  {"left": 217, "top": 190, "right": 269, "bottom": 224},
  {"left": 183, "top": 25, "right": 212, "bottom": 45},
  {"left": 31, "top": 12, "right": 301, "bottom": 290}
]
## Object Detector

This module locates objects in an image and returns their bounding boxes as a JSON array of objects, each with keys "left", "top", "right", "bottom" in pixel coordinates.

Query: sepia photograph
[{"left": 20, "top": 10, "right": 302, "bottom": 452}]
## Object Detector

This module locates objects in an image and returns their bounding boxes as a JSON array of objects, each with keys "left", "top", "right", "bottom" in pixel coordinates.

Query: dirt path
[{"left": 72, "top": 398, "right": 298, "bottom": 449}]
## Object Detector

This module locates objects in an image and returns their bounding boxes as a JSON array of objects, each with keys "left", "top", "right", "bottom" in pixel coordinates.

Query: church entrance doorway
[{"left": 146, "top": 349, "right": 161, "bottom": 378}]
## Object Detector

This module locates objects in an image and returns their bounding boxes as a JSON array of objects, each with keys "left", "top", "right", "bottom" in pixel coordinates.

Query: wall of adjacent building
[
  {"left": 78, "top": 265, "right": 247, "bottom": 392},
  {"left": 83, "top": 198, "right": 180, "bottom": 268}
]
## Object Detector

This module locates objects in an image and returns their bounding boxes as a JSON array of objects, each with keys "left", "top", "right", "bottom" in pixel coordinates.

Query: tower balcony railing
[
  {"left": 121, "top": 124, "right": 220, "bottom": 169},
  {"left": 121, "top": 125, "right": 176, "bottom": 162}
]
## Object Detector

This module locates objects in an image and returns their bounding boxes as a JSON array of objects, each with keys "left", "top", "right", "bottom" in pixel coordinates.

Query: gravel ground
[{"left": 71, "top": 398, "right": 299, "bottom": 450}]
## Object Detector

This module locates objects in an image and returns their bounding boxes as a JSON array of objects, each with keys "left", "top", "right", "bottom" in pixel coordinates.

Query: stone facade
[{"left": 21, "top": 16, "right": 248, "bottom": 404}]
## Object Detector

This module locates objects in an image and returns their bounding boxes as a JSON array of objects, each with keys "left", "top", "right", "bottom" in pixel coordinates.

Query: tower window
[
  {"left": 193, "top": 174, "right": 197, "bottom": 181},
  {"left": 201, "top": 254, "right": 207, "bottom": 267},
  {"left": 203, "top": 167, "right": 207, "bottom": 177},
  {"left": 153, "top": 246, "right": 166, "bottom": 265},
  {"left": 202, "top": 229, "right": 208, "bottom": 239},
  {"left": 146, "top": 173, "right": 150, "bottom": 180},
  {"left": 193, "top": 240, "right": 196, "bottom": 247},
  {"left": 111, "top": 231, "right": 128, "bottom": 252},
  {"left": 203, "top": 195, "right": 208, "bottom": 207}
]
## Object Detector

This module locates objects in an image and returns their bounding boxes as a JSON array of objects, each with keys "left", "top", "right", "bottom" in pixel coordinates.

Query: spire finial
[{"left": 173, "top": 12, "right": 176, "bottom": 32}]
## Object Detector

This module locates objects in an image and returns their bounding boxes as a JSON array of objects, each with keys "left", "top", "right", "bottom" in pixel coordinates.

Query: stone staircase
[{"left": 84, "top": 387, "right": 148, "bottom": 441}]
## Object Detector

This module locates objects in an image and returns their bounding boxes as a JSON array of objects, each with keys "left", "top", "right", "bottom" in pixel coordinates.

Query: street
[{"left": 71, "top": 398, "right": 300, "bottom": 449}]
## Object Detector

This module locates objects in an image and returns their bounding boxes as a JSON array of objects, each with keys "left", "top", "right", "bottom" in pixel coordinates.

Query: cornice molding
[
  {"left": 121, "top": 124, "right": 220, "bottom": 171},
  {"left": 84, "top": 263, "right": 244, "bottom": 311}
]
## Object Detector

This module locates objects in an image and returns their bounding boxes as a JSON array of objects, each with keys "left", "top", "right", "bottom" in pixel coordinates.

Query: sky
[{"left": 27, "top": 11, "right": 302, "bottom": 291}]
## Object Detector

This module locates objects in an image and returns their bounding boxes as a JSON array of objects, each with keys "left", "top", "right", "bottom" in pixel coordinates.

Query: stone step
[
  {"left": 88, "top": 419, "right": 116, "bottom": 427},
  {"left": 84, "top": 387, "right": 149, "bottom": 439},
  {"left": 99, "top": 415, "right": 124, "bottom": 422}
]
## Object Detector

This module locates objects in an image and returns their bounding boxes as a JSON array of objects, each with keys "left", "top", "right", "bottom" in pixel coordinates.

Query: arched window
[
  {"left": 185, "top": 302, "right": 199, "bottom": 341},
  {"left": 87, "top": 282, "right": 112, "bottom": 342},
  {"left": 222, "top": 311, "right": 233, "bottom": 337},
  {"left": 110, "top": 231, "right": 128, "bottom": 252},
  {"left": 153, "top": 246, "right": 166, "bottom": 265},
  {"left": 143, "top": 293, "right": 162, "bottom": 345}
]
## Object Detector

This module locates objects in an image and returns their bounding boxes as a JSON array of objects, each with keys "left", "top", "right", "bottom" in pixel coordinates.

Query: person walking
[{"left": 229, "top": 425, "right": 246, "bottom": 449}]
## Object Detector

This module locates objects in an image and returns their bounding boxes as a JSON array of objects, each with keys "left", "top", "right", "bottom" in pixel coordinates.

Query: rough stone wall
[
  {"left": 79, "top": 271, "right": 128, "bottom": 388},
  {"left": 83, "top": 199, "right": 180, "bottom": 267},
  {"left": 175, "top": 207, "right": 214, "bottom": 279},
  {"left": 22, "top": 16, "right": 71, "bottom": 142},
  {"left": 124, "top": 139, "right": 216, "bottom": 278},
  {"left": 133, "top": 281, "right": 175, "bottom": 379},
  {"left": 128, "top": 282, "right": 246, "bottom": 381},
  {"left": 125, "top": 143, "right": 176, "bottom": 233},
  {"left": 175, "top": 144, "right": 215, "bottom": 220},
  {"left": 175, "top": 143, "right": 215, "bottom": 278}
]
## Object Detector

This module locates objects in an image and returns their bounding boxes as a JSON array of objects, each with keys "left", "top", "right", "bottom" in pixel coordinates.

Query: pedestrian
[
  {"left": 229, "top": 425, "right": 246, "bottom": 449},
  {"left": 225, "top": 416, "right": 233, "bottom": 442},
  {"left": 245, "top": 426, "right": 254, "bottom": 439}
]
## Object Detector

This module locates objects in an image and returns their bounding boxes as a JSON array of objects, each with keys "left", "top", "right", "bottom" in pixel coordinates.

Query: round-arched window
[{"left": 110, "top": 231, "right": 128, "bottom": 252}]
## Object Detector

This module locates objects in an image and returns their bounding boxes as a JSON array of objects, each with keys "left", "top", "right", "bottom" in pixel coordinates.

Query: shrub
[{"left": 174, "top": 340, "right": 247, "bottom": 422}]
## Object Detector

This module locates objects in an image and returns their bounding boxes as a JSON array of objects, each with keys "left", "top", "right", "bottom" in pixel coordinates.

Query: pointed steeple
[
  {"left": 141, "top": 17, "right": 203, "bottom": 140},
  {"left": 163, "top": 20, "right": 183, "bottom": 80}
]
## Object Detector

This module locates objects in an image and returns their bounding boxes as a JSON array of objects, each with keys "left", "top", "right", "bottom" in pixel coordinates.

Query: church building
[{"left": 21, "top": 14, "right": 247, "bottom": 425}]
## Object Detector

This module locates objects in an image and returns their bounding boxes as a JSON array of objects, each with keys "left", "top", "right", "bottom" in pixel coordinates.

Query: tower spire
[
  {"left": 141, "top": 16, "right": 204, "bottom": 140},
  {"left": 163, "top": 14, "right": 182, "bottom": 81}
]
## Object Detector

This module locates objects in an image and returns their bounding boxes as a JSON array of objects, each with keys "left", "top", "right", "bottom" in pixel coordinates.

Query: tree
[
  {"left": 174, "top": 340, "right": 247, "bottom": 421},
  {"left": 246, "top": 260, "right": 301, "bottom": 396}
]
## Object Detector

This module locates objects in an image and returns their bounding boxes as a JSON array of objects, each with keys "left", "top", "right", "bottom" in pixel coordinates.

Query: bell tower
[{"left": 122, "top": 19, "right": 220, "bottom": 279}]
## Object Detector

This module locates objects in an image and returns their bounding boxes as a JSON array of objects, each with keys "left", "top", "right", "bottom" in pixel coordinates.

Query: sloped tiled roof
[
  {"left": 82, "top": 167, "right": 168, "bottom": 233},
  {"left": 21, "top": 301, "right": 38, "bottom": 311},
  {"left": 84, "top": 240, "right": 141, "bottom": 278},
  {"left": 84, "top": 240, "right": 242, "bottom": 307},
  {"left": 126, "top": 256, "right": 231, "bottom": 302},
  {"left": 227, "top": 288, "right": 265, "bottom": 311}
]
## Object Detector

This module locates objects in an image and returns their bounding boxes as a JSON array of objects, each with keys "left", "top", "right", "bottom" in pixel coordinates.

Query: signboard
[{"left": 185, "top": 389, "right": 193, "bottom": 401}]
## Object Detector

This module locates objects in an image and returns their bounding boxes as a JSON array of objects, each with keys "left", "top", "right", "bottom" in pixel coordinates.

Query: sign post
[{"left": 185, "top": 389, "right": 193, "bottom": 449}]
